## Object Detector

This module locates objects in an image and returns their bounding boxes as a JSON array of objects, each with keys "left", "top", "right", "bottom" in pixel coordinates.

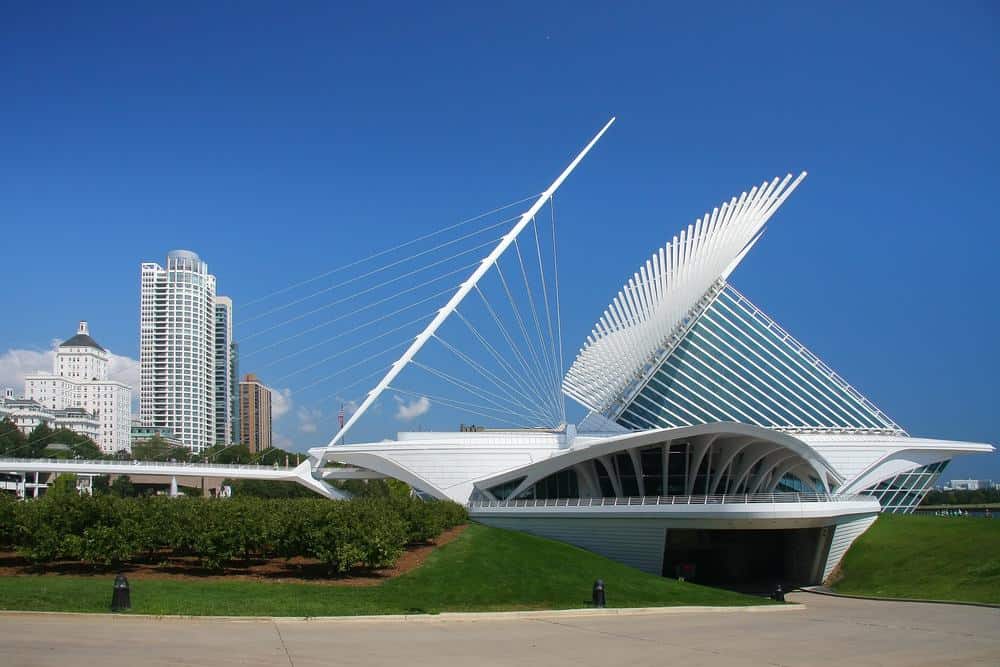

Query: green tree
[
  {"left": 202, "top": 443, "right": 252, "bottom": 464},
  {"left": 26, "top": 423, "right": 55, "bottom": 457},
  {"left": 109, "top": 476, "right": 137, "bottom": 498},
  {"left": 46, "top": 473, "right": 79, "bottom": 498},
  {"left": 225, "top": 478, "right": 322, "bottom": 498},
  {"left": 43, "top": 428, "right": 103, "bottom": 460},
  {"left": 253, "top": 447, "right": 303, "bottom": 466},
  {"left": 132, "top": 435, "right": 190, "bottom": 462},
  {"left": 0, "top": 418, "right": 27, "bottom": 456},
  {"left": 91, "top": 475, "right": 111, "bottom": 495}
]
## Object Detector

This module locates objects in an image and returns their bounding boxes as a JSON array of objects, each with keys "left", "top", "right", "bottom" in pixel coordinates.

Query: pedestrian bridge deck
[{"left": 0, "top": 457, "right": 344, "bottom": 499}]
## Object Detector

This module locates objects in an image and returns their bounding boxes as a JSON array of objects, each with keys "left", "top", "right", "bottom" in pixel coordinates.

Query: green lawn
[
  {"left": 0, "top": 523, "right": 763, "bottom": 615},
  {"left": 833, "top": 514, "right": 1000, "bottom": 605}
]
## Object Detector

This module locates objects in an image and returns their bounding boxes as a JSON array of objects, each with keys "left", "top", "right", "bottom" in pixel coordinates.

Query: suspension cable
[{"left": 241, "top": 192, "right": 540, "bottom": 311}]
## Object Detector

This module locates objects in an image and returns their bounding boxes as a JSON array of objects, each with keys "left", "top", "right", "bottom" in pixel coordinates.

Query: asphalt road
[{"left": 1, "top": 593, "right": 998, "bottom": 666}]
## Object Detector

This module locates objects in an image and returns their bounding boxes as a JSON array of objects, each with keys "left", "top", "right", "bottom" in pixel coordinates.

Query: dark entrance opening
[{"left": 662, "top": 527, "right": 832, "bottom": 592}]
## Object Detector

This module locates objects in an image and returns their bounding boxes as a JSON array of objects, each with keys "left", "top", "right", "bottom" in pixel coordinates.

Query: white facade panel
[{"left": 823, "top": 514, "right": 878, "bottom": 582}]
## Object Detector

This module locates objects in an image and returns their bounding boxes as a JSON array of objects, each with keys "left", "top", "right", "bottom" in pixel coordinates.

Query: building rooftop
[
  {"left": 59, "top": 321, "right": 105, "bottom": 352},
  {"left": 1, "top": 398, "right": 45, "bottom": 409},
  {"left": 167, "top": 249, "right": 201, "bottom": 262}
]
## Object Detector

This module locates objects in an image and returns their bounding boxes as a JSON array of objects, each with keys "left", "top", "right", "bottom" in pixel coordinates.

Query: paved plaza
[{"left": 1, "top": 593, "right": 998, "bottom": 666}]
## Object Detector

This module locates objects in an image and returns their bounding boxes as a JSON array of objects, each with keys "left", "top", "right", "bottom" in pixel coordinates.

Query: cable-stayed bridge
[
  {"left": 4, "top": 116, "right": 981, "bottom": 524},
  {"left": 4, "top": 117, "right": 992, "bottom": 586},
  {"left": 2, "top": 118, "right": 618, "bottom": 496}
]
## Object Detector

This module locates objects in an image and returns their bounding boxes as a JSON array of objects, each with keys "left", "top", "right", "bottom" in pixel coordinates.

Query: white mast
[{"left": 330, "top": 117, "right": 616, "bottom": 445}]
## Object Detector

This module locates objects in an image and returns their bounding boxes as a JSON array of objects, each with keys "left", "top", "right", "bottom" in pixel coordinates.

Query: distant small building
[
  {"left": 239, "top": 373, "right": 272, "bottom": 454},
  {"left": 945, "top": 479, "right": 993, "bottom": 491},
  {"left": 0, "top": 395, "right": 100, "bottom": 442}
]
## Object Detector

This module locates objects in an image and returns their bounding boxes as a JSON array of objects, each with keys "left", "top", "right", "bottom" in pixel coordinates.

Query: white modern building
[
  {"left": 214, "top": 296, "right": 237, "bottom": 445},
  {"left": 23, "top": 322, "right": 132, "bottom": 453},
  {"left": 4, "top": 122, "right": 992, "bottom": 586},
  {"left": 305, "top": 121, "right": 993, "bottom": 585},
  {"left": 140, "top": 250, "right": 217, "bottom": 453}
]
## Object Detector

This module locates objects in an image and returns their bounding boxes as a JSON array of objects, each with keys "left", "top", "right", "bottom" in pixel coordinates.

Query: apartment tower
[
  {"left": 139, "top": 250, "right": 216, "bottom": 453},
  {"left": 214, "top": 296, "right": 237, "bottom": 445},
  {"left": 239, "top": 373, "right": 272, "bottom": 454}
]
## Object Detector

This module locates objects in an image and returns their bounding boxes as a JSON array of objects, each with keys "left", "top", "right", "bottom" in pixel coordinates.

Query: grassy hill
[
  {"left": 0, "top": 523, "right": 763, "bottom": 615},
  {"left": 832, "top": 514, "right": 1000, "bottom": 605}
]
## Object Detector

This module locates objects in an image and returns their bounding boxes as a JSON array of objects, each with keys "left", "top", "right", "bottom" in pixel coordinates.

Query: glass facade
[
  {"left": 487, "top": 477, "right": 525, "bottom": 500},
  {"left": 861, "top": 460, "right": 949, "bottom": 513},
  {"left": 617, "top": 285, "right": 901, "bottom": 434},
  {"left": 214, "top": 298, "right": 234, "bottom": 445},
  {"left": 518, "top": 469, "right": 579, "bottom": 500}
]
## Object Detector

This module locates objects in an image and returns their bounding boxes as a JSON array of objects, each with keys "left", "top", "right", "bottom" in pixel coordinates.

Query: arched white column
[
  {"left": 596, "top": 455, "right": 623, "bottom": 497},
  {"left": 708, "top": 436, "right": 756, "bottom": 494},
  {"left": 728, "top": 442, "right": 778, "bottom": 494},
  {"left": 627, "top": 447, "right": 646, "bottom": 496},
  {"left": 748, "top": 450, "right": 799, "bottom": 494},
  {"left": 685, "top": 434, "right": 719, "bottom": 495}
]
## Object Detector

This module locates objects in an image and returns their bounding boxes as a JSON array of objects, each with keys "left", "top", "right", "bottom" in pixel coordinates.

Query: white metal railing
[
  {"left": 468, "top": 492, "right": 872, "bottom": 510},
  {"left": 0, "top": 457, "right": 297, "bottom": 472}
]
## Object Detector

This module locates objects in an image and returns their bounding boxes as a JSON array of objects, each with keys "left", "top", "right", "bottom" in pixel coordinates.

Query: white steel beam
[{"left": 329, "top": 117, "right": 616, "bottom": 445}]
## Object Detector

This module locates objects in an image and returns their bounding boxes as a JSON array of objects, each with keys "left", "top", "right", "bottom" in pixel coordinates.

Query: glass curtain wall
[{"left": 861, "top": 460, "right": 949, "bottom": 513}]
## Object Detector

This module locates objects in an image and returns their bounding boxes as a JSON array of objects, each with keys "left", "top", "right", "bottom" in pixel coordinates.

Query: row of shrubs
[{"left": 0, "top": 494, "right": 466, "bottom": 571}]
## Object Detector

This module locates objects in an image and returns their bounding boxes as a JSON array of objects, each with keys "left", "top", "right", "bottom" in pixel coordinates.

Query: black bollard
[
  {"left": 592, "top": 579, "right": 606, "bottom": 608},
  {"left": 111, "top": 573, "right": 131, "bottom": 612}
]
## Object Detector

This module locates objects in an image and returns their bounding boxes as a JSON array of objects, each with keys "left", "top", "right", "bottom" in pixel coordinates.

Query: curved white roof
[{"left": 563, "top": 173, "right": 807, "bottom": 414}]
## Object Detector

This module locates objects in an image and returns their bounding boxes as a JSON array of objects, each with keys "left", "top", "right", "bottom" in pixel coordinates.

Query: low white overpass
[{"left": 0, "top": 457, "right": 347, "bottom": 499}]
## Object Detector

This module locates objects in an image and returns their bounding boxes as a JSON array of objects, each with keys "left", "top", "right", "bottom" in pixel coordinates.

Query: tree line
[
  {"left": 0, "top": 417, "right": 308, "bottom": 466},
  {"left": 0, "top": 492, "right": 467, "bottom": 571},
  {"left": 923, "top": 488, "right": 1000, "bottom": 506},
  {"left": 0, "top": 419, "right": 103, "bottom": 459}
]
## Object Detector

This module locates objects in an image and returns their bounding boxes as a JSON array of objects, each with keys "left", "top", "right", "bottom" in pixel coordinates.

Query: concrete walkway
[{"left": 1, "top": 593, "right": 998, "bottom": 666}]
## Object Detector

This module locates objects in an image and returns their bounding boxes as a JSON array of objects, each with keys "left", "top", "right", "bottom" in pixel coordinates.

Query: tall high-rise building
[
  {"left": 24, "top": 321, "right": 132, "bottom": 453},
  {"left": 214, "top": 296, "right": 235, "bottom": 445},
  {"left": 139, "top": 250, "right": 217, "bottom": 453},
  {"left": 239, "top": 373, "right": 272, "bottom": 454},
  {"left": 230, "top": 341, "right": 240, "bottom": 444}
]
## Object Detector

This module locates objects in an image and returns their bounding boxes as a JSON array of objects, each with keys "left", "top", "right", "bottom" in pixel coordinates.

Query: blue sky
[{"left": 2, "top": 2, "right": 997, "bottom": 478}]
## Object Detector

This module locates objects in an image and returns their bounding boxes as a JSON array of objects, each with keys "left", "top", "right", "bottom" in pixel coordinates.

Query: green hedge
[{"left": 0, "top": 494, "right": 466, "bottom": 571}]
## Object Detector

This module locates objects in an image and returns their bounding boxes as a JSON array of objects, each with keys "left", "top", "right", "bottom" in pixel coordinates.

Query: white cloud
[
  {"left": 0, "top": 347, "right": 55, "bottom": 393},
  {"left": 107, "top": 352, "right": 140, "bottom": 394},
  {"left": 297, "top": 406, "right": 322, "bottom": 433},
  {"left": 341, "top": 398, "right": 359, "bottom": 417},
  {"left": 394, "top": 395, "right": 430, "bottom": 421},
  {"left": 270, "top": 387, "right": 293, "bottom": 420}
]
